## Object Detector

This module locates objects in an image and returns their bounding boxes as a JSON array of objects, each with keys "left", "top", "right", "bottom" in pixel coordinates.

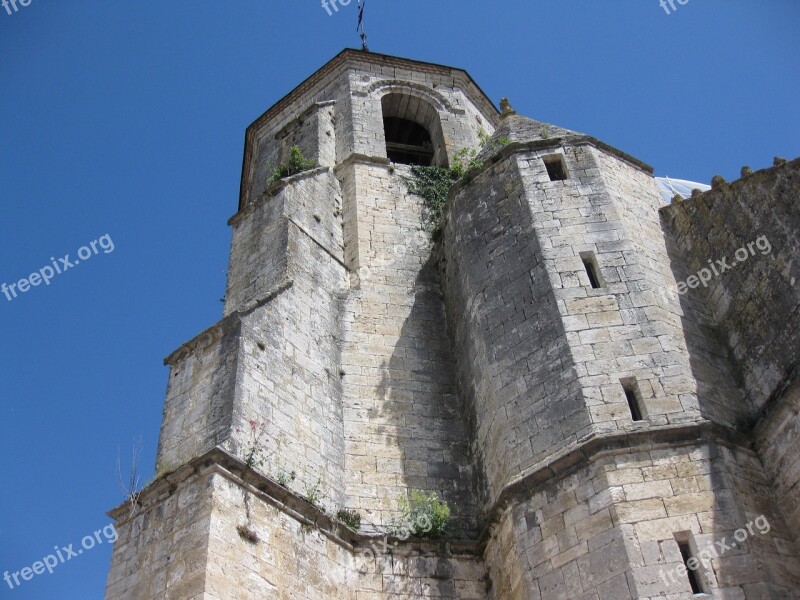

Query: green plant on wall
[
  {"left": 275, "top": 469, "right": 296, "bottom": 486},
  {"left": 336, "top": 508, "right": 362, "bottom": 532},
  {"left": 404, "top": 132, "right": 509, "bottom": 237},
  {"left": 267, "top": 145, "right": 316, "bottom": 186},
  {"left": 237, "top": 420, "right": 270, "bottom": 469},
  {"left": 303, "top": 477, "right": 325, "bottom": 512},
  {"left": 396, "top": 490, "right": 451, "bottom": 538},
  {"left": 404, "top": 166, "right": 459, "bottom": 240}
]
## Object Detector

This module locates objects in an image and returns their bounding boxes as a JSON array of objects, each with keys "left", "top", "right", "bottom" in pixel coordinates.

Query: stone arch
[
  {"left": 365, "top": 79, "right": 462, "bottom": 113},
  {"left": 379, "top": 91, "right": 449, "bottom": 167}
]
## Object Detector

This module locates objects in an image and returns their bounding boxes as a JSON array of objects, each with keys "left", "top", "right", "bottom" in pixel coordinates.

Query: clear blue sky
[{"left": 1, "top": 1, "right": 798, "bottom": 598}]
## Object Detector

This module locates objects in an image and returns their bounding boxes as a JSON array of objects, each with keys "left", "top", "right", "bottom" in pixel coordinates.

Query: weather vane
[{"left": 357, "top": 0, "right": 369, "bottom": 52}]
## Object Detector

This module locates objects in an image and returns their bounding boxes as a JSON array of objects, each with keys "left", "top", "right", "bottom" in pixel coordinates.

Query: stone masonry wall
[
  {"left": 481, "top": 441, "right": 800, "bottom": 600},
  {"left": 225, "top": 167, "right": 348, "bottom": 505},
  {"left": 205, "top": 469, "right": 488, "bottom": 599},
  {"left": 592, "top": 148, "right": 749, "bottom": 429},
  {"left": 229, "top": 217, "right": 348, "bottom": 508},
  {"left": 333, "top": 62, "right": 497, "bottom": 531},
  {"left": 515, "top": 141, "right": 747, "bottom": 436},
  {"left": 484, "top": 459, "right": 631, "bottom": 600},
  {"left": 754, "top": 380, "right": 800, "bottom": 541},
  {"left": 156, "top": 320, "right": 240, "bottom": 473},
  {"left": 442, "top": 154, "right": 586, "bottom": 511},
  {"left": 105, "top": 472, "right": 213, "bottom": 599},
  {"left": 660, "top": 158, "right": 800, "bottom": 414},
  {"left": 206, "top": 471, "right": 350, "bottom": 598},
  {"left": 107, "top": 458, "right": 489, "bottom": 600},
  {"left": 113, "top": 49, "right": 800, "bottom": 599},
  {"left": 247, "top": 82, "right": 345, "bottom": 204},
  {"left": 157, "top": 167, "right": 349, "bottom": 501},
  {"left": 661, "top": 157, "right": 800, "bottom": 545},
  {"left": 224, "top": 169, "right": 342, "bottom": 315},
  {"left": 339, "top": 161, "right": 478, "bottom": 533},
  {"left": 444, "top": 137, "right": 800, "bottom": 599}
]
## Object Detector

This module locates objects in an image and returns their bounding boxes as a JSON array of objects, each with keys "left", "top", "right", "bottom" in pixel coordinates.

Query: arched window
[
  {"left": 383, "top": 117, "right": 434, "bottom": 166},
  {"left": 381, "top": 93, "right": 447, "bottom": 167}
]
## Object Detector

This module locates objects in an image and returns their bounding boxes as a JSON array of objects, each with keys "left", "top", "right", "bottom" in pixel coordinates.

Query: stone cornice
[
  {"left": 163, "top": 280, "right": 293, "bottom": 366},
  {"left": 230, "top": 166, "right": 331, "bottom": 226},
  {"left": 108, "top": 447, "right": 482, "bottom": 559},
  {"left": 476, "top": 419, "right": 755, "bottom": 547},
  {"left": 110, "top": 421, "right": 754, "bottom": 560},
  {"left": 332, "top": 152, "right": 391, "bottom": 174}
]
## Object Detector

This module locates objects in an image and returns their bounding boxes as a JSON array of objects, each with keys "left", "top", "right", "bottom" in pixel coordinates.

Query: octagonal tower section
[
  {"left": 330, "top": 52, "right": 499, "bottom": 534},
  {"left": 441, "top": 109, "right": 796, "bottom": 598}
]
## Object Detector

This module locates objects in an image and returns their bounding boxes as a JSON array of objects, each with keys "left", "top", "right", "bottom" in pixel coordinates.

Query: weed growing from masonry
[
  {"left": 267, "top": 145, "right": 316, "bottom": 186},
  {"left": 303, "top": 477, "right": 325, "bottom": 511},
  {"left": 237, "top": 420, "right": 270, "bottom": 469},
  {"left": 395, "top": 490, "right": 451, "bottom": 538},
  {"left": 116, "top": 436, "right": 144, "bottom": 518},
  {"left": 275, "top": 469, "right": 297, "bottom": 487},
  {"left": 336, "top": 508, "right": 362, "bottom": 532},
  {"left": 404, "top": 132, "right": 509, "bottom": 237}
]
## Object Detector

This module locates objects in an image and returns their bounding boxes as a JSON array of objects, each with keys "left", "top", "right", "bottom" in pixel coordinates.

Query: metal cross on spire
[{"left": 357, "top": 0, "right": 369, "bottom": 52}]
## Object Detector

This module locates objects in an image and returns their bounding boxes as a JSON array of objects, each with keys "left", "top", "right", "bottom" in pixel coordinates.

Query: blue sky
[{"left": 0, "top": 1, "right": 798, "bottom": 598}]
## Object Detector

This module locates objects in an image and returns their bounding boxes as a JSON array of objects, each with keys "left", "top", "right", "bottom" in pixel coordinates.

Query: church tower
[{"left": 105, "top": 50, "right": 800, "bottom": 599}]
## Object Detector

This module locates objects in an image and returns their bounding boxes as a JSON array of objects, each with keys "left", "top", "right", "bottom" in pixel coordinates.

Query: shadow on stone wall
[
  {"left": 372, "top": 254, "right": 481, "bottom": 537},
  {"left": 659, "top": 171, "right": 800, "bottom": 596}
]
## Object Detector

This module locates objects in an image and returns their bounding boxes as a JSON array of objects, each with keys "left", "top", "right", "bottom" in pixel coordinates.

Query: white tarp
[{"left": 655, "top": 177, "right": 711, "bottom": 204}]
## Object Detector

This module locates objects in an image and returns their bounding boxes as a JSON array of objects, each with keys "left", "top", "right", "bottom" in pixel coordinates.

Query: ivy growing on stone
[
  {"left": 404, "top": 166, "right": 459, "bottom": 240},
  {"left": 404, "top": 133, "right": 509, "bottom": 238}
]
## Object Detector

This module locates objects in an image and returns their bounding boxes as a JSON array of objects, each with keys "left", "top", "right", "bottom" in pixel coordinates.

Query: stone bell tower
[{"left": 105, "top": 49, "right": 800, "bottom": 599}]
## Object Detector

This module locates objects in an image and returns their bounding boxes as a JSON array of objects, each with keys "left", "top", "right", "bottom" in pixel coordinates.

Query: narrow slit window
[
  {"left": 677, "top": 541, "right": 705, "bottom": 594},
  {"left": 543, "top": 154, "right": 568, "bottom": 181},
  {"left": 621, "top": 378, "right": 645, "bottom": 422},
  {"left": 580, "top": 252, "right": 603, "bottom": 289}
]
